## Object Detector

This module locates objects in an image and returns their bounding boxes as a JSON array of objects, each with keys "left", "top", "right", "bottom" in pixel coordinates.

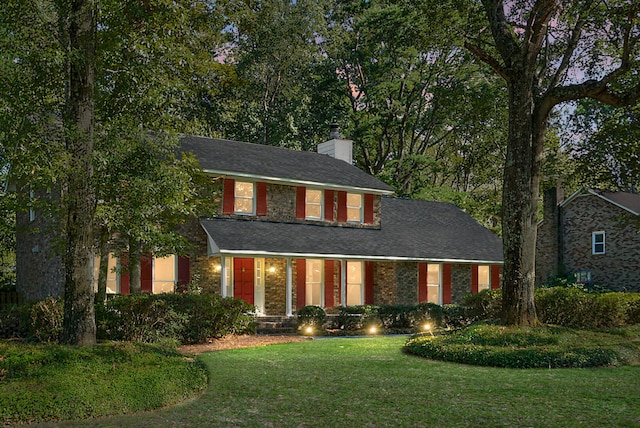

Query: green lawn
[{"left": 38, "top": 336, "right": 640, "bottom": 427}]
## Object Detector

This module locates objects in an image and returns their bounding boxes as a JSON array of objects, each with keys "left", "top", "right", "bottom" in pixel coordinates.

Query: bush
[
  {"left": 462, "top": 289, "right": 502, "bottom": 322},
  {"left": 403, "top": 324, "right": 632, "bottom": 368},
  {"left": 96, "top": 293, "right": 255, "bottom": 344},
  {"left": 410, "top": 302, "right": 444, "bottom": 328},
  {"left": 296, "top": 305, "right": 326, "bottom": 333},
  {"left": 331, "top": 305, "right": 378, "bottom": 331},
  {"left": 441, "top": 304, "right": 469, "bottom": 328},
  {"left": 535, "top": 287, "right": 640, "bottom": 329},
  {"left": 0, "top": 297, "right": 63, "bottom": 342}
]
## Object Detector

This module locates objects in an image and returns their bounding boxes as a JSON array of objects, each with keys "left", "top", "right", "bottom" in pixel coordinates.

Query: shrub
[
  {"left": 462, "top": 289, "right": 502, "bottom": 322},
  {"left": 376, "top": 305, "right": 414, "bottom": 329},
  {"left": 96, "top": 293, "right": 255, "bottom": 344},
  {"left": 296, "top": 305, "right": 326, "bottom": 333},
  {"left": 28, "top": 297, "right": 64, "bottom": 342},
  {"left": 0, "top": 304, "right": 29, "bottom": 339},
  {"left": 403, "top": 324, "right": 631, "bottom": 368},
  {"left": 410, "top": 302, "right": 444, "bottom": 328},
  {"left": 441, "top": 304, "right": 469, "bottom": 328}
]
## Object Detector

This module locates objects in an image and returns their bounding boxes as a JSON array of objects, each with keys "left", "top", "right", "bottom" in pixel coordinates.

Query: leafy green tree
[{"left": 465, "top": 0, "right": 640, "bottom": 325}]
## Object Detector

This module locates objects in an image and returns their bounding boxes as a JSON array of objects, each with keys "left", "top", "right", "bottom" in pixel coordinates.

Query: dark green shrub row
[
  {"left": 1, "top": 293, "right": 255, "bottom": 344},
  {"left": 97, "top": 293, "right": 255, "bottom": 344},
  {"left": 403, "top": 324, "right": 631, "bottom": 368},
  {"left": 295, "top": 305, "right": 326, "bottom": 331},
  {"left": 459, "top": 288, "right": 640, "bottom": 329}
]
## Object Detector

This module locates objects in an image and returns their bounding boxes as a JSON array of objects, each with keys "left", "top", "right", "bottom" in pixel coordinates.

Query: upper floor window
[
  {"left": 234, "top": 181, "right": 254, "bottom": 214},
  {"left": 346, "top": 193, "right": 362, "bottom": 222},
  {"left": 592, "top": 231, "right": 605, "bottom": 255},
  {"left": 305, "top": 189, "right": 323, "bottom": 220}
]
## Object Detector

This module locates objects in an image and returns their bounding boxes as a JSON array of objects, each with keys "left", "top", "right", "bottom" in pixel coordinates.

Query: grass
[
  {"left": 0, "top": 341, "right": 208, "bottom": 426},
  {"left": 24, "top": 334, "right": 640, "bottom": 428}
]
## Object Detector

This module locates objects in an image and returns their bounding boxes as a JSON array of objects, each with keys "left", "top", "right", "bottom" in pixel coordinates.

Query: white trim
[
  {"left": 204, "top": 169, "right": 394, "bottom": 195},
  {"left": 286, "top": 258, "right": 293, "bottom": 316},
  {"left": 592, "top": 231, "right": 606, "bottom": 255},
  {"left": 213, "top": 249, "right": 502, "bottom": 265}
]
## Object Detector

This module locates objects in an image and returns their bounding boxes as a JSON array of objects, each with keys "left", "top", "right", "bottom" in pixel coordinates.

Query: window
[
  {"left": 234, "top": 181, "right": 254, "bottom": 214},
  {"left": 306, "top": 259, "right": 323, "bottom": 306},
  {"left": 478, "top": 265, "right": 490, "bottom": 292},
  {"left": 29, "top": 188, "right": 35, "bottom": 222},
  {"left": 346, "top": 193, "right": 362, "bottom": 222},
  {"left": 153, "top": 255, "right": 176, "bottom": 293},
  {"left": 592, "top": 231, "right": 605, "bottom": 255},
  {"left": 305, "top": 189, "right": 323, "bottom": 220},
  {"left": 575, "top": 270, "right": 592, "bottom": 284},
  {"left": 427, "top": 264, "right": 440, "bottom": 304},
  {"left": 346, "top": 261, "right": 363, "bottom": 305},
  {"left": 93, "top": 253, "right": 119, "bottom": 294}
]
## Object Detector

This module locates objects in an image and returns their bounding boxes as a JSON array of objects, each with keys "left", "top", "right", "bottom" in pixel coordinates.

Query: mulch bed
[{"left": 178, "top": 334, "right": 312, "bottom": 354}]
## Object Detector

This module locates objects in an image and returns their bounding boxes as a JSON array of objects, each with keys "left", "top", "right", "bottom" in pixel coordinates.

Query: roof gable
[
  {"left": 561, "top": 188, "right": 640, "bottom": 215},
  {"left": 180, "top": 134, "right": 394, "bottom": 194}
]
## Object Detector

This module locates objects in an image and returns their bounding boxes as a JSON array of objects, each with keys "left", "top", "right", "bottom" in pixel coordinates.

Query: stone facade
[
  {"left": 536, "top": 189, "right": 640, "bottom": 291},
  {"left": 451, "top": 264, "right": 472, "bottom": 303},
  {"left": 395, "top": 262, "right": 418, "bottom": 305},
  {"left": 374, "top": 261, "right": 398, "bottom": 305}
]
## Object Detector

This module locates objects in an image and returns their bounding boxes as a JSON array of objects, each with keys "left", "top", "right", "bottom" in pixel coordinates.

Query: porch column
[
  {"left": 340, "top": 259, "right": 347, "bottom": 306},
  {"left": 286, "top": 257, "right": 293, "bottom": 316},
  {"left": 220, "top": 255, "right": 228, "bottom": 297}
]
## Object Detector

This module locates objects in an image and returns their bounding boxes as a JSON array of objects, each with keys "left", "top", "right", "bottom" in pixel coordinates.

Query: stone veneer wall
[
  {"left": 535, "top": 188, "right": 560, "bottom": 285},
  {"left": 451, "top": 264, "right": 472, "bottom": 304},
  {"left": 560, "top": 194, "right": 640, "bottom": 292},
  {"left": 395, "top": 262, "right": 418, "bottom": 305},
  {"left": 374, "top": 261, "right": 397, "bottom": 305},
  {"left": 264, "top": 258, "right": 287, "bottom": 315}
]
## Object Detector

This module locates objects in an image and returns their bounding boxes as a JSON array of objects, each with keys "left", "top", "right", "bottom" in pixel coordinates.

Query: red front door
[{"left": 233, "top": 258, "right": 254, "bottom": 305}]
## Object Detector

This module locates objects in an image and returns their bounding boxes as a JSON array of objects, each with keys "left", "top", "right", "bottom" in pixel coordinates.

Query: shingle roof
[
  {"left": 561, "top": 188, "right": 640, "bottom": 215},
  {"left": 200, "top": 197, "right": 503, "bottom": 263},
  {"left": 180, "top": 134, "right": 394, "bottom": 193}
]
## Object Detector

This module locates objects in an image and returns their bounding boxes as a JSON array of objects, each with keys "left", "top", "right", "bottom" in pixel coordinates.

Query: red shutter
[
  {"left": 256, "top": 182, "right": 267, "bottom": 215},
  {"left": 337, "top": 191, "right": 347, "bottom": 222},
  {"left": 364, "top": 193, "right": 374, "bottom": 224},
  {"left": 471, "top": 264, "right": 479, "bottom": 294},
  {"left": 442, "top": 264, "right": 452, "bottom": 304},
  {"left": 418, "top": 263, "right": 428, "bottom": 303},
  {"left": 296, "top": 187, "right": 306, "bottom": 220},
  {"left": 120, "top": 253, "right": 130, "bottom": 295},
  {"left": 141, "top": 254, "right": 153, "bottom": 293},
  {"left": 364, "top": 261, "right": 374, "bottom": 305},
  {"left": 324, "top": 260, "right": 335, "bottom": 308},
  {"left": 336, "top": 261, "right": 342, "bottom": 306},
  {"left": 223, "top": 178, "right": 235, "bottom": 214},
  {"left": 177, "top": 256, "right": 190, "bottom": 287},
  {"left": 324, "top": 190, "right": 335, "bottom": 222},
  {"left": 296, "top": 259, "right": 306, "bottom": 309},
  {"left": 491, "top": 265, "right": 501, "bottom": 290}
]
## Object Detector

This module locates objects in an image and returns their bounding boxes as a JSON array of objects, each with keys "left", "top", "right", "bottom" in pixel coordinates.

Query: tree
[
  {"left": 58, "top": 0, "right": 97, "bottom": 345},
  {"left": 465, "top": 0, "right": 640, "bottom": 325}
]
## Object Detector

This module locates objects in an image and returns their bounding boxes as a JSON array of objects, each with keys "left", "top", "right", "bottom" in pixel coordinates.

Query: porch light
[
  {"left": 268, "top": 265, "right": 276, "bottom": 274},
  {"left": 214, "top": 264, "right": 222, "bottom": 272}
]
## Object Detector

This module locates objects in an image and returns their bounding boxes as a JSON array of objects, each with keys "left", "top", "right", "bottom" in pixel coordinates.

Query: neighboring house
[
  {"left": 16, "top": 129, "right": 504, "bottom": 314},
  {"left": 536, "top": 187, "right": 640, "bottom": 291}
]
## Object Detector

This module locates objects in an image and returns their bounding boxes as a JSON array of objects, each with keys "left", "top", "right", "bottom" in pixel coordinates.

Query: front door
[{"left": 233, "top": 258, "right": 254, "bottom": 305}]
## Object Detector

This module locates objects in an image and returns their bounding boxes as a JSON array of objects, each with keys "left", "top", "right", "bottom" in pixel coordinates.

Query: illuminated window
[
  {"left": 477, "top": 265, "right": 490, "bottom": 292},
  {"left": 153, "top": 255, "right": 176, "bottom": 293},
  {"left": 306, "top": 259, "right": 323, "bottom": 306},
  {"left": 234, "top": 181, "right": 254, "bottom": 214},
  {"left": 346, "top": 261, "right": 363, "bottom": 305},
  {"left": 93, "top": 253, "right": 119, "bottom": 294},
  {"left": 427, "top": 264, "right": 440, "bottom": 304},
  {"left": 305, "top": 189, "right": 323, "bottom": 220},
  {"left": 346, "top": 193, "right": 362, "bottom": 222},
  {"left": 592, "top": 231, "right": 605, "bottom": 255}
]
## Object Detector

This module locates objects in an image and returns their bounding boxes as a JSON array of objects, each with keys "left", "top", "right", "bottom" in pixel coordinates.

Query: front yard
[{"left": 24, "top": 335, "right": 640, "bottom": 427}]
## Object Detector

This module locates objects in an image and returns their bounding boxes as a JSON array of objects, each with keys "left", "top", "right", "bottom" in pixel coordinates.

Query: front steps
[{"left": 255, "top": 316, "right": 297, "bottom": 334}]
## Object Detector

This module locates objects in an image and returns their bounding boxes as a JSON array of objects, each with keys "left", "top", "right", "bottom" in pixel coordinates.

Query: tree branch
[{"left": 464, "top": 41, "right": 509, "bottom": 82}]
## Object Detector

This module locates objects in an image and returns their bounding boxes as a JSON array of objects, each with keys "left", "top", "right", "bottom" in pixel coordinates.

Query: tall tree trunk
[
  {"left": 499, "top": 76, "right": 542, "bottom": 326},
  {"left": 95, "top": 227, "right": 109, "bottom": 305},
  {"left": 128, "top": 238, "right": 142, "bottom": 294},
  {"left": 60, "top": 0, "right": 97, "bottom": 345}
]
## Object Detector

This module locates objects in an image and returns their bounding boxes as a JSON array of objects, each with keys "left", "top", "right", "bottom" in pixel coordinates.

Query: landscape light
[
  {"left": 369, "top": 326, "right": 377, "bottom": 334},
  {"left": 305, "top": 326, "right": 314, "bottom": 335}
]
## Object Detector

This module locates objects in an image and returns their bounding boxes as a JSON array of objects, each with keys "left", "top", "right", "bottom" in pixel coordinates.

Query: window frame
[
  {"left": 234, "top": 180, "right": 255, "bottom": 215},
  {"left": 346, "top": 193, "right": 363, "bottom": 223},
  {"left": 305, "top": 259, "right": 324, "bottom": 306},
  {"left": 592, "top": 231, "right": 605, "bottom": 255},
  {"left": 426, "top": 263, "right": 441, "bottom": 304},
  {"left": 305, "top": 188, "right": 324, "bottom": 221},
  {"left": 346, "top": 260, "right": 364, "bottom": 305}
]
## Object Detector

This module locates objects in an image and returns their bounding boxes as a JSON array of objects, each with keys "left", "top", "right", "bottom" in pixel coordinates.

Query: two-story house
[
  {"left": 536, "top": 187, "right": 640, "bottom": 291},
  {"left": 16, "top": 130, "right": 504, "bottom": 315}
]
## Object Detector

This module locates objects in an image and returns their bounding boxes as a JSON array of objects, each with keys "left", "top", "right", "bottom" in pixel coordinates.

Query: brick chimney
[{"left": 318, "top": 124, "right": 353, "bottom": 164}]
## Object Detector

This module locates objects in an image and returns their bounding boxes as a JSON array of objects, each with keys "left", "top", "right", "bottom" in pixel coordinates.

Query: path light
[
  {"left": 305, "top": 326, "right": 314, "bottom": 335},
  {"left": 368, "top": 326, "right": 378, "bottom": 335},
  {"left": 423, "top": 323, "right": 434, "bottom": 337}
]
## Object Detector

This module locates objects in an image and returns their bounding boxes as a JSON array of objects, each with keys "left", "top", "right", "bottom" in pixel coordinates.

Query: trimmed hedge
[
  {"left": 296, "top": 305, "right": 326, "bottom": 333},
  {"left": 403, "top": 324, "right": 634, "bottom": 368},
  {"left": 1, "top": 293, "right": 255, "bottom": 344}
]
